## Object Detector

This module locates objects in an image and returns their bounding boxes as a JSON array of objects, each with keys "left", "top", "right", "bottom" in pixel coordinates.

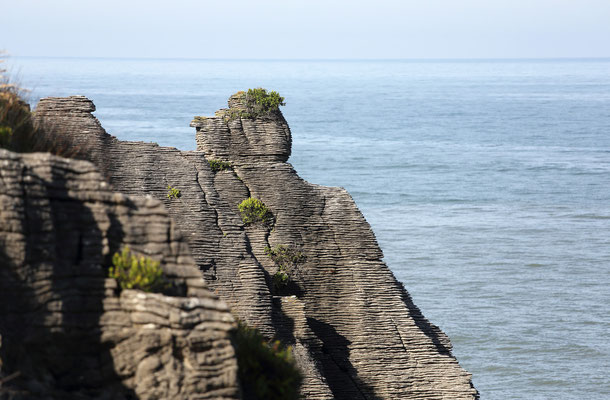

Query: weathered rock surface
[
  {"left": 33, "top": 94, "right": 479, "bottom": 399},
  {"left": 0, "top": 149, "right": 239, "bottom": 399}
]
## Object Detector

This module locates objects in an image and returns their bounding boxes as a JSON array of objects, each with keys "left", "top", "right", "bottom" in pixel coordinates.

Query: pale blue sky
[{"left": 2, "top": 0, "right": 609, "bottom": 59}]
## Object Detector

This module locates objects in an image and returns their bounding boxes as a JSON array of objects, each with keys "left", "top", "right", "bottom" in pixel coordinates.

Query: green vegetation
[
  {"left": 208, "top": 159, "right": 232, "bottom": 172},
  {"left": 225, "top": 88, "right": 285, "bottom": 121},
  {"left": 238, "top": 197, "right": 274, "bottom": 227},
  {"left": 166, "top": 185, "right": 181, "bottom": 199},
  {"left": 245, "top": 88, "right": 285, "bottom": 114},
  {"left": 264, "top": 245, "right": 306, "bottom": 269},
  {"left": 0, "top": 68, "right": 35, "bottom": 153},
  {"left": 272, "top": 270, "right": 290, "bottom": 291},
  {"left": 223, "top": 108, "right": 253, "bottom": 121},
  {"left": 0, "top": 56, "right": 20, "bottom": 150},
  {"left": 108, "top": 247, "right": 167, "bottom": 292},
  {"left": 264, "top": 245, "right": 305, "bottom": 291},
  {"left": 0, "top": 55, "right": 79, "bottom": 156},
  {"left": 232, "top": 321, "right": 302, "bottom": 400},
  {"left": 0, "top": 125, "right": 12, "bottom": 148}
]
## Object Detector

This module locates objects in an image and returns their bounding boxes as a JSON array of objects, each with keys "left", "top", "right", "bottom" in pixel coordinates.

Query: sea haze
[{"left": 12, "top": 57, "right": 610, "bottom": 400}]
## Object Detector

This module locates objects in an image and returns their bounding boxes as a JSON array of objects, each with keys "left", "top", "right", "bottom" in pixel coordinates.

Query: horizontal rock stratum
[
  {"left": 0, "top": 149, "right": 239, "bottom": 399},
  {"left": 24, "top": 93, "right": 478, "bottom": 399}
]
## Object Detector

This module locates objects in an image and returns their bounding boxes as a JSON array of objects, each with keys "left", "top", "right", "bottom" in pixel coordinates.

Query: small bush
[
  {"left": 167, "top": 185, "right": 181, "bottom": 199},
  {"left": 238, "top": 197, "right": 274, "bottom": 227},
  {"left": 223, "top": 108, "right": 253, "bottom": 122},
  {"left": 208, "top": 159, "right": 232, "bottom": 172},
  {"left": 246, "top": 88, "right": 285, "bottom": 112},
  {"left": 265, "top": 245, "right": 305, "bottom": 291},
  {"left": 0, "top": 55, "right": 81, "bottom": 157},
  {"left": 232, "top": 321, "right": 302, "bottom": 400},
  {"left": 272, "top": 270, "right": 290, "bottom": 291},
  {"left": 0, "top": 125, "right": 12, "bottom": 147},
  {"left": 0, "top": 81, "right": 36, "bottom": 153},
  {"left": 109, "top": 247, "right": 167, "bottom": 292},
  {"left": 264, "top": 245, "right": 305, "bottom": 269},
  {"left": 223, "top": 88, "right": 285, "bottom": 121}
]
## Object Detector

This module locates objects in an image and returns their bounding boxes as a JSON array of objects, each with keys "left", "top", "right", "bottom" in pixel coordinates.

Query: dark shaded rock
[
  {"left": 0, "top": 149, "right": 239, "bottom": 399},
  {"left": 33, "top": 94, "right": 479, "bottom": 399}
]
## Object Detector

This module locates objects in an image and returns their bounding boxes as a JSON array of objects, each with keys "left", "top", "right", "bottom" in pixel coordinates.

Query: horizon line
[{"left": 7, "top": 55, "right": 610, "bottom": 62}]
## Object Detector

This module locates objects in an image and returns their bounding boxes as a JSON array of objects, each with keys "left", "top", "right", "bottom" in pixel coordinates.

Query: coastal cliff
[{"left": 29, "top": 93, "right": 478, "bottom": 399}]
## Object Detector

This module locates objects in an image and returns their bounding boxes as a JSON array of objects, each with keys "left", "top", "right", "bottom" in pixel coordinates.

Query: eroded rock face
[
  {"left": 0, "top": 149, "right": 239, "bottom": 399},
  {"left": 193, "top": 92, "right": 292, "bottom": 163},
  {"left": 33, "top": 94, "right": 479, "bottom": 399}
]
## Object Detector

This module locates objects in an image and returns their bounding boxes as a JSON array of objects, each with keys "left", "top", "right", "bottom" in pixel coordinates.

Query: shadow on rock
[
  {"left": 307, "top": 318, "right": 381, "bottom": 400},
  {"left": 0, "top": 158, "right": 136, "bottom": 399},
  {"left": 397, "top": 282, "right": 452, "bottom": 356}
]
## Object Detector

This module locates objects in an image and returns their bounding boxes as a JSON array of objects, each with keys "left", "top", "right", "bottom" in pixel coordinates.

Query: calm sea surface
[{"left": 10, "top": 57, "right": 610, "bottom": 399}]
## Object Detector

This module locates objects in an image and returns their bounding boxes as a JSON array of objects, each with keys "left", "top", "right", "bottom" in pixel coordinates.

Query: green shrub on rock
[
  {"left": 0, "top": 57, "right": 80, "bottom": 156},
  {"left": 238, "top": 197, "right": 274, "bottom": 227},
  {"left": 109, "top": 247, "right": 167, "bottom": 292},
  {"left": 224, "top": 88, "right": 285, "bottom": 121},
  {"left": 272, "top": 270, "right": 290, "bottom": 291},
  {"left": 0, "top": 125, "right": 12, "bottom": 147},
  {"left": 232, "top": 321, "right": 302, "bottom": 400},
  {"left": 166, "top": 185, "right": 181, "bottom": 199},
  {"left": 208, "top": 159, "right": 232, "bottom": 172},
  {"left": 0, "top": 81, "right": 38, "bottom": 152},
  {"left": 264, "top": 245, "right": 305, "bottom": 269},
  {"left": 224, "top": 108, "right": 253, "bottom": 121},
  {"left": 265, "top": 245, "right": 305, "bottom": 292},
  {"left": 245, "top": 88, "right": 285, "bottom": 114}
]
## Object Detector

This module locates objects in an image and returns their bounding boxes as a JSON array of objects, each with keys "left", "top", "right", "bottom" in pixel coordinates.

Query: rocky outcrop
[
  {"left": 0, "top": 149, "right": 239, "bottom": 399},
  {"left": 194, "top": 93, "right": 292, "bottom": 163},
  {"left": 33, "top": 94, "right": 478, "bottom": 399}
]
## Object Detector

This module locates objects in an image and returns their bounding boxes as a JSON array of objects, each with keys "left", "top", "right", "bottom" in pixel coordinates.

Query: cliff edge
[{"left": 32, "top": 93, "right": 478, "bottom": 399}]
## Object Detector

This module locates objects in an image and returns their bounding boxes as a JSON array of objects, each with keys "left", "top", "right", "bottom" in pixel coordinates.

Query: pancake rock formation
[
  {"left": 0, "top": 150, "right": 239, "bottom": 399},
  {"left": 32, "top": 93, "right": 479, "bottom": 399}
]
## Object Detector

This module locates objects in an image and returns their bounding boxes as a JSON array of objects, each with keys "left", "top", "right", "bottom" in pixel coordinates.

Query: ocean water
[{"left": 10, "top": 57, "right": 610, "bottom": 399}]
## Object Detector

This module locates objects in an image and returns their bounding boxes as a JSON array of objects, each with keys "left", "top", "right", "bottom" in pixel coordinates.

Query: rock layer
[
  {"left": 33, "top": 94, "right": 479, "bottom": 399},
  {"left": 0, "top": 149, "right": 239, "bottom": 399}
]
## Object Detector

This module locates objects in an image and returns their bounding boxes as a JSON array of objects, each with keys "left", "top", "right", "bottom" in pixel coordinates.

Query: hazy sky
[{"left": 2, "top": 0, "right": 609, "bottom": 59}]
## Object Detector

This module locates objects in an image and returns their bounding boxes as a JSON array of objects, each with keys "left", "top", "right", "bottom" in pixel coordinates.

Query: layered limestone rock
[
  {"left": 194, "top": 92, "right": 292, "bottom": 163},
  {"left": 33, "top": 94, "right": 479, "bottom": 399},
  {"left": 0, "top": 149, "right": 239, "bottom": 399}
]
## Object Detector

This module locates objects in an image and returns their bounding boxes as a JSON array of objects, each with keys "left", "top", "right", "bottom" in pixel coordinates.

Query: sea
[{"left": 9, "top": 57, "right": 610, "bottom": 399}]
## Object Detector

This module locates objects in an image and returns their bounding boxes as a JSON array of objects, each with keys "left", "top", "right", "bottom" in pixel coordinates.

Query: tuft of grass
[
  {"left": 108, "top": 247, "right": 167, "bottom": 292},
  {"left": 0, "top": 54, "right": 82, "bottom": 157},
  {"left": 238, "top": 197, "right": 274, "bottom": 227},
  {"left": 0, "top": 65, "right": 34, "bottom": 153},
  {"left": 232, "top": 321, "right": 302, "bottom": 400},
  {"left": 167, "top": 185, "right": 181, "bottom": 199},
  {"left": 208, "top": 159, "right": 232, "bottom": 172}
]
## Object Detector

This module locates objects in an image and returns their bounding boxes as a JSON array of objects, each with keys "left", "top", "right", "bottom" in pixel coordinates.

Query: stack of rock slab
[
  {"left": 0, "top": 149, "right": 239, "bottom": 399},
  {"left": 32, "top": 94, "right": 479, "bottom": 399}
]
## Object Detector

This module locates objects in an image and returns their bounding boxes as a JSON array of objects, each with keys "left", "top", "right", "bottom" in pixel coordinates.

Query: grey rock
[
  {"left": 194, "top": 92, "right": 292, "bottom": 163},
  {"left": 33, "top": 94, "right": 479, "bottom": 399},
  {"left": 0, "top": 149, "right": 239, "bottom": 399}
]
